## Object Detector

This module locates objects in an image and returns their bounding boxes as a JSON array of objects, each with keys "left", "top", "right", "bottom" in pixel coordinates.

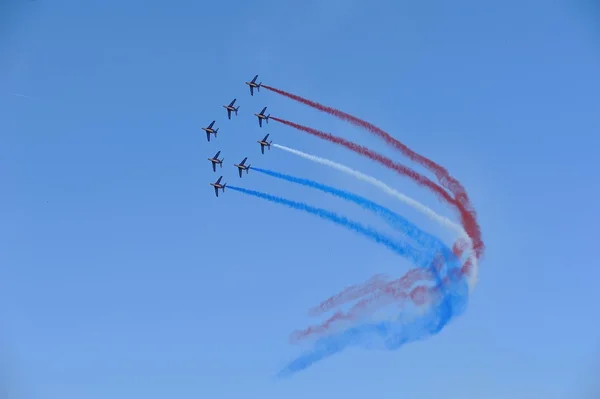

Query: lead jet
[
  {"left": 223, "top": 98, "right": 240, "bottom": 120},
  {"left": 210, "top": 176, "right": 226, "bottom": 197},
  {"left": 245, "top": 75, "right": 262, "bottom": 96},
  {"left": 202, "top": 120, "right": 219, "bottom": 142},
  {"left": 254, "top": 107, "right": 270, "bottom": 127},
  {"left": 208, "top": 150, "right": 224, "bottom": 172},
  {"left": 234, "top": 157, "right": 251, "bottom": 178},
  {"left": 257, "top": 134, "right": 272, "bottom": 154}
]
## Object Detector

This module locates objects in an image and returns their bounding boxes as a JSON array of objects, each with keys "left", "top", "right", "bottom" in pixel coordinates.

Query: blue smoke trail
[
  {"left": 228, "top": 185, "right": 468, "bottom": 377},
  {"left": 278, "top": 274, "right": 469, "bottom": 377},
  {"left": 228, "top": 186, "right": 425, "bottom": 261},
  {"left": 251, "top": 167, "right": 459, "bottom": 271}
]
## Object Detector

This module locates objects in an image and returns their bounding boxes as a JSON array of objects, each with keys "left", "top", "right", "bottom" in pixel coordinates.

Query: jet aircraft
[
  {"left": 202, "top": 120, "right": 219, "bottom": 142},
  {"left": 208, "top": 150, "right": 224, "bottom": 172},
  {"left": 234, "top": 157, "right": 251, "bottom": 178},
  {"left": 245, "top": 75, "right": 262, "bottom": 96},
  {"left": 210, "top": 176, "right": 226, "bottom": 197},
  {"left": 257, "top": 134, "right": 272, "bottom": 154},
  {"left": 254, "top": 107, "right": 270, "bottom": 127},
  {"left": 223, "top": 98, "right": 240, "bottom": 120}
]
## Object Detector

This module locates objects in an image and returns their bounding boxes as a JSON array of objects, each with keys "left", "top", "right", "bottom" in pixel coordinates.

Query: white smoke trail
[
  {"left": 273, "top": 143, "right": 478, "bottom": 291},
  {"left": 10, "top": 93, "right": 37, "bottom": 100}
]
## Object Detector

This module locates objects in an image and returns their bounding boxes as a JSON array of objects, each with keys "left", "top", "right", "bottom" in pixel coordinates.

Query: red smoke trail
[
  {"left": 308, "top": 269, "right": 431, "bottom": 317},
  {"left": 307, "top": 274, "right": 390, "bottom": 317},
  {"left": 271, "top": 116, "right": 482, "bottom": 261},
  {"left": 263, "top": 85, "right": 483, "bottom": 259}
]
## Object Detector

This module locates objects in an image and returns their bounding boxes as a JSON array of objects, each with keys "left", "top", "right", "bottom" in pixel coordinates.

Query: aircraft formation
[{"left": 206, "top": 75, "right": 272, "bottom": 197}]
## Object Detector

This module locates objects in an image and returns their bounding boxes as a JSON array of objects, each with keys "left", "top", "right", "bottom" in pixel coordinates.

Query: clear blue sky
[{"left": 2, "top": 0, "right": 599, "bottom": 398}]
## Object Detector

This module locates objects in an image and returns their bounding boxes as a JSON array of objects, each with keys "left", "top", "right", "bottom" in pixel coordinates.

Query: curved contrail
[{"left": 273, "top": 143, "right": 478, "bottom": 290}]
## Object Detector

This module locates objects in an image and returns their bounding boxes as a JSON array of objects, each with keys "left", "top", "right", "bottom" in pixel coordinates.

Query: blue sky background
[{"left": 2, "top": 0, "right": 599, "bottom": 398}]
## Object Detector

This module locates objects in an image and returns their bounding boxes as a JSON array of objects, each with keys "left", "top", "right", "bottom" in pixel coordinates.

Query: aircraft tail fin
[
  {"left": 223, "top": 183, "right": 226, "bottom": 192},
  {"left": 235, "top": 106, "right": 239, "bottom": 115},
  {"left": 247, "top": 164, "right": 251, "bottom": 173},
  {"left": 258, "top": 83, "right": 262, "bottom": 91},
  {"left": 266, "top": 114, "right": 270, "bottom": 123},
  {"left": 219, "top": 158, "right": 223, "bottom": 167},
  {"left": 215, "top": 127, "right": 219, "bottom": 136}
]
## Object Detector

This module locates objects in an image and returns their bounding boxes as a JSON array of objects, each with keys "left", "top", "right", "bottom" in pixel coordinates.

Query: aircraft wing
[
  {"left": 227, "top": 109, "right": 231, "bottom": 119},
  {"left": 238, "top": 168, "right": 242, "bottom": 178},
  {"left": 214, "top": 151, "right": 221, "bottom": 158},
  {"left": 208, "top": 121, "right": 215, "bottom": 129},
  {"left": 229, "top": 99, "right": 236, "bottom": 106},
  {"left": 260, "top": 107, "right": 267, "bottom": 114},
  {"left": 216, "top": 176, "right": 222, "bottom": 184},
  {"left": 212, "top": 163, "right": 216, "bottom": 172},
  {"left": 250, "top": 86, "right": 254, "bottom": 96},
  {"left": 240, "top": 157, "right": 247, "bottom": 165},
  {"left": 214, "top": 186, "right": 219, "bottom": 197},
  {"left": 261, "top": 144, "right": 264, "bottom": 154},
  {"left": 263, "top": 134, "right": 269, "bottom": 141},
  {"left": 206, "top": 131, "right": 210, "bottom": 141},
  {"left": 251, "top": 75, "right": 258, "bottom": 83},
  {"left": 258, "top": 118, "right": 262, "bottom": 128}
]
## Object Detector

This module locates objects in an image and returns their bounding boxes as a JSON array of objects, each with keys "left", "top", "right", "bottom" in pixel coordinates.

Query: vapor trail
[{"left": 9, "top": 93, "right": 37, "bottom": 100}]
